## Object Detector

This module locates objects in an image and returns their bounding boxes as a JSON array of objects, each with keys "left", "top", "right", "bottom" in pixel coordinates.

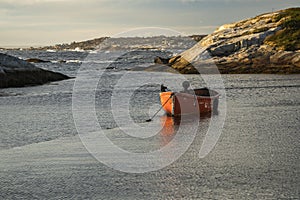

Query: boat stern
[{"left": 159, "top": 91, "right": 174, "bottom": 116}]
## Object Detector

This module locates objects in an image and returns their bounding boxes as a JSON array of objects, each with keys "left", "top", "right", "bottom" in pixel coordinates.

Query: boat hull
[{"left": 160, "top": 89, "right": 219, "bottom": 116}]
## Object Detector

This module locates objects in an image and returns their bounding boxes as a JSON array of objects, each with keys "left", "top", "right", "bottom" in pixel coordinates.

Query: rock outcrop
[
  {"left": 164, "top": 8, "right": 300, "bottom": 74},
  {"left": 0, "top": 53, "right": 70, "bottom": 88}
]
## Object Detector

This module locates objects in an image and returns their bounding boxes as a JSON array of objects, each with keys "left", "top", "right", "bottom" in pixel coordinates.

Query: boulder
[
  {"left": 154, "top": 56, "right": 170, "bottom": 65},
  {"left": 0, "top": 53, "right": 70, "bottom": 88}
]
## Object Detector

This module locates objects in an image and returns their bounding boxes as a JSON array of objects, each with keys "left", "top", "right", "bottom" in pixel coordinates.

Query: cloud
[
  {"left": 179, "top": 0, "right": 263, "bottom": 2},
  {"left": 0, "top": 0, "right": 299, "bottom": 46},
  {"left": 1, "top": 0, "right": 73, "bottom": 4}
]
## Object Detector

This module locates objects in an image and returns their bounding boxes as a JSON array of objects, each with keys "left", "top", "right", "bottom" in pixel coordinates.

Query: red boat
[{"left": 160, "top": 82, "right": 220, "bottom": 116}]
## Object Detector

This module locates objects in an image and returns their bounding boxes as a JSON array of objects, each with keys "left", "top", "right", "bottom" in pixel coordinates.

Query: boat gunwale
[{"left": 160, "top": 89, "right": 220, "bottom": 99}]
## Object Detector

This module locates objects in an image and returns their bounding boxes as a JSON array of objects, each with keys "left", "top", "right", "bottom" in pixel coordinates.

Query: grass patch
[{"left": 265, "top": 8, "right": 300, "bottom": 51}]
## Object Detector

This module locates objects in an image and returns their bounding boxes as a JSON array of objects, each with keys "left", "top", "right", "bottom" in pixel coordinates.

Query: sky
[{"left": 0, "top": 0, "right": 299, "bottom": 47}]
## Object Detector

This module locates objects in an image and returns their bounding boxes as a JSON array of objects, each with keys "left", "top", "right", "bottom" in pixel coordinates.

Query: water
[{"left": 0, "top": 37, "right": 299, "bottom": 199}]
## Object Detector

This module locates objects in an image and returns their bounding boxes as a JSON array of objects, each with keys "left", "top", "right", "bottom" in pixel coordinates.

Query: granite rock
[{"left": 0, "top": 53, "right": 70, "bottom": 88}]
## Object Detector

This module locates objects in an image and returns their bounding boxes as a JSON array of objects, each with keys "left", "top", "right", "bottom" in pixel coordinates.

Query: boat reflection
[
  {"left": 159, "top": 113, "right": 213, "bottom": 146},
  {"left": 160, "top": 115, "right": 177, "bottom": 135}
]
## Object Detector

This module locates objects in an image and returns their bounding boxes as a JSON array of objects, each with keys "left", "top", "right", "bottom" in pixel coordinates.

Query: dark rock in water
[
  {"left": 154, "top": 56, "right": 170, "bottom": 65},
  {"left": 154, "top": 55, "right": 182, "bottom": 66},
  {"left": 0, "top": 53, "right": 70, "bottom": 88},
  {"left": 26, "top": 58, "right": 50, "bottom": 63}
]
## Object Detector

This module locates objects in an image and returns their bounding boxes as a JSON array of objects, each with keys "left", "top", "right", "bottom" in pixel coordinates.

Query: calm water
[{"left": 0, "top": 37, "right": 299, "bottom": 199}]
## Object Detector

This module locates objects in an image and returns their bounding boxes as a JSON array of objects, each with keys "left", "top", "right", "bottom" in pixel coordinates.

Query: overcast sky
[{"left": 1, "top": 0, "right": 299, "bottom": 47}]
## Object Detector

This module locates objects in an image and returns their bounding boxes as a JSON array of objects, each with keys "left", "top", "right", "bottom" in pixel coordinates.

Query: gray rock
[
  {"left": 0, "top": 53, "right": 70, "bottom": 88},
  {"left": 207, "top": 27, "right": 281, "bottom": 57}
]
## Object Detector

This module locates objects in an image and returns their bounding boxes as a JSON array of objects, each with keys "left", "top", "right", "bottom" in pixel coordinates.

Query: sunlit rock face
[{"left": 166, "top": 8, "right": 300, "bottom": 74}]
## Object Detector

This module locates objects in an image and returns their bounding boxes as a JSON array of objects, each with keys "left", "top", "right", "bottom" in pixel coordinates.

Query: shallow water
[{"left": 0, "top": 38, "right": 299, "bottom": 199}]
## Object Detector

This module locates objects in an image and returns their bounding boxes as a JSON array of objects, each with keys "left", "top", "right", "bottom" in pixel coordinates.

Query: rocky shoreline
[
  {"left": 156, "top": 8, "right": 300, "bottom": 74},
  {"left": 0, "top": 53, "right": 70, "bottom": 88},
  {"left": 2, "top": 35, "right": 205, "bottom": 52},
  {"left": 23, "top": 37, "right": 108, "bottom": 51},
  {"left": 1, "top": 8, "right": 299, "bottom": 75}
]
